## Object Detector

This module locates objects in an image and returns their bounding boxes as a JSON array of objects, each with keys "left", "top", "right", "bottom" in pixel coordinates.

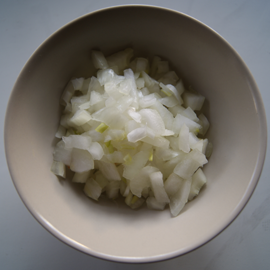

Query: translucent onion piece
[
  {"left": 84, "top": 178, "right": 102, "bottom": 201},
  {"left": 146, "top": 197, "right": 167, "bottom": 210},
  {"left": 149, "top": 171, "right": 170, "bottom": 203},
  {"left": 88, "top": 142, "right": 104, "bottom": 160},
  {"left": 169, "top": 177, "right": 192, "bottom": 216},
  {"left": 188, "top": 168, "right": 207, "bottom": 201},
  {"left": 71, "top": 78, "right": 84, "bottom": 91},
  {"left": 72, "top": 170, "right": 91, "bottom": 183},
  {"left": 183, "top": 91, "right": 205, "bottom": 111},
  {"left": 179, "top": 124, "right": 190, "bottom": 153},
  {"left": 51, "top": 161, "right": 66, "bottom": 178},
  {"left": 70, "top": 109, "right": 92, "bottom": 126},
  {"left": 91, "top": 50, "right": 109, "bottom": 70},
  {"left": 96, "top": 160, "right": 121, "bottom": 181},
  {"left": 70, "top": 148, "right": 94, "bottom": 173}
]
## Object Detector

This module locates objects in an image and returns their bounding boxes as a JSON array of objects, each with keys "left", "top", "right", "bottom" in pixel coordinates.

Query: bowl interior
[{"left": 5, "top": 6, "right": 266, "bottom": 263}]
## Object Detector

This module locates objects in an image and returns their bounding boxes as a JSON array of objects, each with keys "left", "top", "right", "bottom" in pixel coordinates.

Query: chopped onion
[{"left": 52, "top": 49, "right": 212, "bottom": 217}]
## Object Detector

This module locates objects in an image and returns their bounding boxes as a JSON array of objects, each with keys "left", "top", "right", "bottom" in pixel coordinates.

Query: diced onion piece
[
  {"left": 106, "top": 151, "right": 124, "bottom": 163},
  {"left": 162, "top": 129, "right": 174, "bottom": 136},
  {"left": 198, "top": 113, "right": 210, "bottom": 135},
  {"left": 70, "top": 148, "right": 94, "bottom": 173},
  {"left": 127, "top": 127, "right": 147, "bottom": 143},
  {"left": 162, "top": 83, "right": 182, "bottom": 104},
  {"left": 71, "top": 78, "right": 84, "bottom": 90},
  {"left": 188, "top": 168, "right": 207, "bottom": 201},
  {"left": 149, "top": 171, "right": 170, "bottom": 203},
  {"left": 182, "top": 107, "right": 199, "bottom": 122},
  {"left": 125, "top": 191, "right": 133, "bottom": 206},
  {"left": 91, "top": 50, "right": 109, "bottom": 70},
  {"left": 84, "top": 178, "right": 102, "bottom": 201},
  {"left": 108, "top": 129, "right": 126, "bottom": 141},
  {"left": 130, "top": 196, "right": 145, "bottom": 209},
  {"left": 87, "top": 76, "right": 104, "bottom": 95},
  {"left": 161, "top": 154, "right": 187, "bottom": 180},
  {"left": 183, "top": 92, "right": 205, "bottom": 111},
  {"left": 123, "top": 150, "right": 150, "bottom": 180},
  {"left": 79, "top": 101, "right": 91, "bottom": 110},
  {"left": 124, "top": 69, "right": 138, "bottom": 107},
  {"left": 70, "top": 109, "right": 92, "bottom": 126},
  {"left": 191, "top": 140, "right": 204, "bottom": 153},
  {"left": 55, "top": 125, "right": 66, "bottom": 138},
  {"left": 136, "top": 58, "right": 149, "bottom": 73},
  {"left": 169, "top": 177, "right": 192, "bottom": 216},
  {"left": 178, "top": 124, "right": 190, "bottom": 153},
  {"left": 61, "top": 81, "right": 75, "bottom": 105},
  {"left": 127, "top": 108, "right": 142, "bottom": 123},
  {"left": 72, "top": 170, "right": 91, "bottom": 183},
  {"left": 175, "top": 80, "right": 185, "bottom": 96},
  {"left": 164, "top": 173, "right": 184, "bottom": 197},
  {"left": 88, "top": 142, "right": 104, "bottom": 160},
  {"left": 96, "top": 160, "right": 121, "bottom": 181},
  {"left": 139, "top": 108, "right": 166, "bottom": 136},
  {"left": 155, "top": 148, "right": 179, "bottom": 161},
  {"left": 97, "top": 69, "right": 115, "bottom": 86},
  {"left": 173, "top": 149, "right": 208, "bottom": 179},
  {"left": 95, "top": 171, "right": 109, "bottom": 191},
  {"left": 159, "top": 96, "right": 179, "bottom": 108},
  {"left": 106, "top": 181, "right": 120, "bottom": 199},
  {"left": 81, "top": 78, "right": 91, "bottom": 94},
  {"left": 92, "top": 106, "right": 129, "bottom": 129},
  {"left": 205, "top": 142, "right": 213, "bottom": 158},
  {"left": 136, "top": 77, "right": 145, "bottom": 89},
  {"left": 141, "top": 136, "right": 170, "bottom": 148},
  {"left": 53, "top": 141, "right": 73, "bottom": 166},
  {"left": 158, "top": 71, "right": 179, "bottom": 85},
  {"left": 173, "top": 114, "right": 201, "bottom": 134},
  {"left": 146, "top": 197, "right": 167, "bottom": 210},
  {"left": 62, "top": 135, "right": 92, "bottom": 149},
  {"left": 150, "top": 101, "right": 174, "bottom": 130},
  {"left": 51, "top": 161, "right": 66, "bottom": 178},
  {"left": 139, "top": 93, "right": 157, "bottom": 108},
  {"left": 104, "top": 76, "right": 125, "bottom": 99},
  {"left": 120, "top": 179, "right": 130, "bottom": 197},
  {"left": 169, "top": 104, "right": 185, "bottom": 117},
  {"left": 130, "top": 166, "right": 159, "bottom": 197},
  {"left": 142, "top": 70, "right": 156, "bottom": 86},
  {"left": 90, "top": 91, "right": 104, "bottom": 106},
  {"left": 106, "top": 48, "right": 134, "bottom": 72},
  {"left": 160, "top": 88, "right": 172, "bottom": 97},
  {"left": 189, "top": 132, "right": 200, "bottom": 148},
  {"left": 95, "top": 122, "right": 108, "bottom": 133},
  {"left": 123, "top": 153, "right": 132, "bottom": 164}
]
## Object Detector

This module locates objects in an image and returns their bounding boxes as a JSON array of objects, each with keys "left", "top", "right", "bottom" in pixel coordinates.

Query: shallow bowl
[{"left": 5, "top": 5, "right": 267, "bottom": 263}]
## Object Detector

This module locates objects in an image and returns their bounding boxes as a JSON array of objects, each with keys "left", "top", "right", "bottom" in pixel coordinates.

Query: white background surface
[{"left": 1, "top": 0, "right": 270, "bottom": 269}]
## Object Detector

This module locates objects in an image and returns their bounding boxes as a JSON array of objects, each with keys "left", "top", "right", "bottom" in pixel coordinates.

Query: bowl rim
[{"left": 4, "top": 4, "right": 268, "bottom": 263}]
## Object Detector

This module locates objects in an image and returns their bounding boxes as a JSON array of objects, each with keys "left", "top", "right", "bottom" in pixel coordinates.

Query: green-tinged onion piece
[
  {"left": 131, "top": 195, "right": 139, "bottom": 204},
  {"left": 149, "top": 149, "right": 153, "bottom": 161},
  {"left": 161, "top": 88, "right": 172, "bottom": 97},
  {"left": 105, "top": 140, "right": 114, "bottom": 153},
  {"left": 95, "top": 122, "right": 109, "bottom": 133}
]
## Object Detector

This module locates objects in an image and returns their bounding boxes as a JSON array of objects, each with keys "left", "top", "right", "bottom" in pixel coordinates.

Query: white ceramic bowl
[{"left": 5, "top": 5, "right": 267, "bottom": 263}]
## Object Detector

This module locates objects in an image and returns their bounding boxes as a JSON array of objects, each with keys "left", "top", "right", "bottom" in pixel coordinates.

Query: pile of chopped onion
[{"left": 51, "top": 48, "right": 212, "bottom": 217}]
